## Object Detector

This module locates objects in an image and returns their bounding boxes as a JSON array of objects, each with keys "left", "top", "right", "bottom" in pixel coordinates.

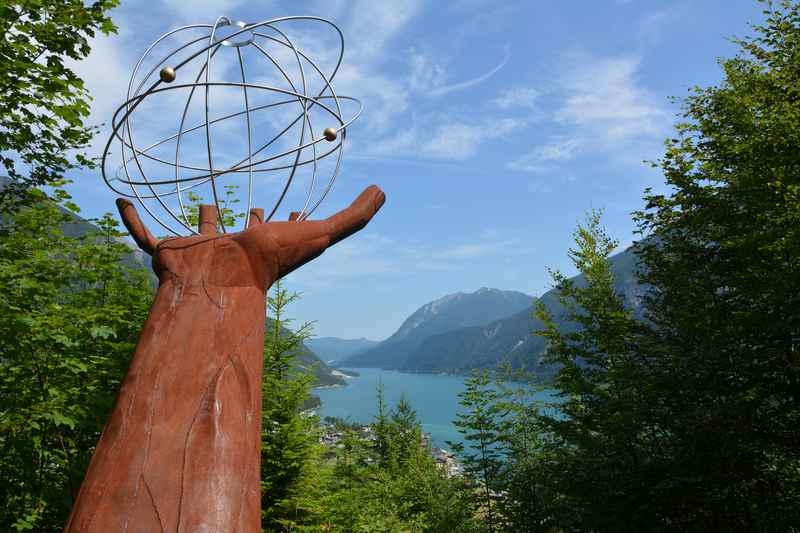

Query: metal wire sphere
[{"left": 101, "top": 16, "right": 362, "bottom": 236}]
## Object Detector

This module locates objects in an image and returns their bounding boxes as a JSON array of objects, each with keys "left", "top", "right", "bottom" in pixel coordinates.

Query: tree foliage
[
  {"left": 494, "top": 2, "right": 800, "bottom": 530},
  {"left": 317, "top": 389, "right": 479, "bottom": 532},
  {"left": 0, "top": 1, "right": 118, "bottom": 210},
  {"left": 260, "top": 281, "right": 326, "bottom": 530},
  {"left": 0, "top": 188, "right": 153, "bottom": 531},
  {"left": 450, "top": 370, "right": 508, "bottom": 532},
  {"left": 631, "top": 0, "right": 800, "bottom": 527},
  {"left": 527, "top": 211, "right": 658, "bottom": 531}
]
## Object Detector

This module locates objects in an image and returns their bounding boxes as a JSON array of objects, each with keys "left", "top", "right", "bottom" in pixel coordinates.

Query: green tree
[
  {"left": 372, "top": 387, "right": 424, "bottom": 469},
  {"left": 508, "top": 2, "right": 800, "bottom": 530},
  {"left": 0, "top": 187, "right": 153, "bottom": 531},
  {"left": 492, "top": 376, "right": 551, "bottom": 533},
  {"left": 372, "top": 380, "right": 393, "bottom": 466},
  {"left": 386, "top": 395, "right": 480, "bottom": 532},
  {"left": 390, "top": 394, "right": 422, "bottom": 467},
  {"left": 631, "top": 0, "right": 800, "bottom": 527},
  {"left": 260, "top": 280, "right": 326, "bottom": 530},
  {"left": 314, "top": 391, "right": 480, "bottom": 532},
  {"left": 323, "top": 426, "right": 378, "bottom": 531},
  {"left": 182, "top": 185, "right": 244, "bottom": 230},
  {"left": 450, "top": 370, "right": 509, "bottom": 532},
  {"left": 0, "top": 1, "right": 118, "bottom": 210},
  {"left": 531, "top": 210, "right": 653, "bottom": 531}
]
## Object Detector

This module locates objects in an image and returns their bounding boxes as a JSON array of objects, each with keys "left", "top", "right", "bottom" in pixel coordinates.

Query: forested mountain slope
[
  {"left": 341, "top": 246, "right": 643, "bottom": 378},
  {"left": 340, "top": 288, "right": 534, "bottom": 369}
]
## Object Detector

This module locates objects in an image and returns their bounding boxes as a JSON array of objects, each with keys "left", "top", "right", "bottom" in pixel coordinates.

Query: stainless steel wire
[{"left": 101, "top": 16, "right": 361, "bottom": 236}]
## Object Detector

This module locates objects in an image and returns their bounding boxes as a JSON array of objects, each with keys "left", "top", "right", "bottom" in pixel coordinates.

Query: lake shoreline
[
  {"left": 314, "top": 368, "right": 471, "bottom": 449},
  {"left": 324, "top": 366, "right": 553, "bottom": 386}
]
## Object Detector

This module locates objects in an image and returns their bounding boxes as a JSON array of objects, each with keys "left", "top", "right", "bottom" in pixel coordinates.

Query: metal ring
[
  {"left": 219, "top": 19, "right": 256, "bottom": 48},
  {"left": 101, "top": 16, "right": 360, "bottom": 236}
]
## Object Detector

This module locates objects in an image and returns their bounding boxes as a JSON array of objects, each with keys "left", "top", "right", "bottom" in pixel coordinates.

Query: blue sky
[{"left": 66, "top": 0, "right": 767, "bottom": 340}]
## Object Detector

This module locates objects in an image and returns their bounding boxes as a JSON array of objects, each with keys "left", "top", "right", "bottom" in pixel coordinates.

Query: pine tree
[
  {"left": 260, "top": 281, "right": 325, "bottom": 530},
  {"left": 532, "top": 210, "right": 653, "bottom": 531},
  {"left": 391, "top": 394, "right": 422, "bottom": 467},
  {"left": 450, "top": 370, "right": 509, "bottom": 532},
  {"left": 493, "top": 377, "right": 551, "bottom": 533},
  {"left": 372, "top": 380, "right": 393, "bottom": 466}
]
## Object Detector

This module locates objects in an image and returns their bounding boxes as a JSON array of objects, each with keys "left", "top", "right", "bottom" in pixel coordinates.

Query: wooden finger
[
  {"left": 199, "top": 205, "right": 218, "bottom": 236},
  {"left": 326, "top": 185, "right": 386, "bottom": 246},
  {"left": 115, "top": 199, "right": 159, "bottom": 255},
  {"left": 248, "top": 208, "right": 264, "bottom": 227}
]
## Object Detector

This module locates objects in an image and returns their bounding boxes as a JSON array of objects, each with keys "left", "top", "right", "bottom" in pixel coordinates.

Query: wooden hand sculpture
[{"left": 64, "top": 185, "right": 385, "bottom": 533}]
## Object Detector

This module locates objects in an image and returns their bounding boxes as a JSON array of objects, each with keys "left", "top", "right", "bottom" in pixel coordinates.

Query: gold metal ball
[
  {"left": 323, "top": 127, "right": 338, "bottom": 142},
  {"left": 159, "top": 67, "right": 176, "bottom": 83}
]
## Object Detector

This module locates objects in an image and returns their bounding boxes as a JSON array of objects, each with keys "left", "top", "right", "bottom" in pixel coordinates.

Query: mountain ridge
[
  {"left": 341, "top": 246, "right": 644, "bottom": 379},
  {"left": 339, "top": 287, "right": 535, "bottom": 369},
  {"left": 305, "top": 337, "right": 380, "bottom": 363}
]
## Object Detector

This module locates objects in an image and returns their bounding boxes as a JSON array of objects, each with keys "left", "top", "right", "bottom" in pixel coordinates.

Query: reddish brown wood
[
  {"left": 248, "top": 207, "right": 265, "bottom": 227},
  {"left": 64, "top": 186, "right": 385, "bottom": 532},
  {"left": 198, "top": 204, "right": 219, "bottom": 236}
]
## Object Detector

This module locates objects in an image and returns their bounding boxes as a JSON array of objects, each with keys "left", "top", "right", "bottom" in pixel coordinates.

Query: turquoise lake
[{"left": 315, "top": 368, "right": 555, "bottom": 450}]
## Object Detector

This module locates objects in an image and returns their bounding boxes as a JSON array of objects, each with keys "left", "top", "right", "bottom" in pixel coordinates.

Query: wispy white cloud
[
  {"left": 533, "top": 137, "right": 581, "bottom": 162},
  {"left": 509, "top": 136, "right": 582, "bottom": 173},
  {"left": 427, "top": 47, "right": 510, "bottom": 97},
  {"left": 406, "top": 46, "right": 510, "bottom": 98},
  {"left": 70, "top": 35, "right": 132, "bottom": 136},
  {"left": 289, "top": 228, "right": 533, "bottom": 288},
  {"left": 433, "top": 233, "right": 532, "bottom": 261},
  {"left": 636, "top": 8, "right": 683, "bottom": 47},
  {"left": 367, "top": 116, "right": 521, "bottom": 161},
  {"left": 295, "top": 2, "right": 424, "bottom": 142},
  {"left": 435, "top": 242, "right": 499, "bottom": 260},
  {"left": 421, "top": 117, "right": 520, "bottom": 160},
  {"left": 287, "top": 233, "right": 452, "bottom": 288},
  {"left": 345, "top": 0, "right": 425, "bottom": 62},
  {"left": 335, "top": 63, "right": 410, "bottom": 132},
  {"left": 492, "top": 87, "right": 541, "bottom": 110},
  {"left": 419, "top": 122, "right": 485, "bottom": 160},
  {"left": 408, "top": 48, "right": 448, "bottom": 93},
  {"left": 506, "top": 52, "right": 669, "bottom": 176},
  {"left": 555, "top": 53, "right": 668, "bottom": 144}
]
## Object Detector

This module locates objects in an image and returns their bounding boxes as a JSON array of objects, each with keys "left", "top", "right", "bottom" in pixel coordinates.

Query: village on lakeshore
[{"left": 319, "top": 418, "right": 464, "bottom": 478}]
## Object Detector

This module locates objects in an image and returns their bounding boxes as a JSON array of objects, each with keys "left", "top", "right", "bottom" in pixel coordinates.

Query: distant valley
[{"left": 305, "top": 337, "right": 379, "bottom": 364}]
